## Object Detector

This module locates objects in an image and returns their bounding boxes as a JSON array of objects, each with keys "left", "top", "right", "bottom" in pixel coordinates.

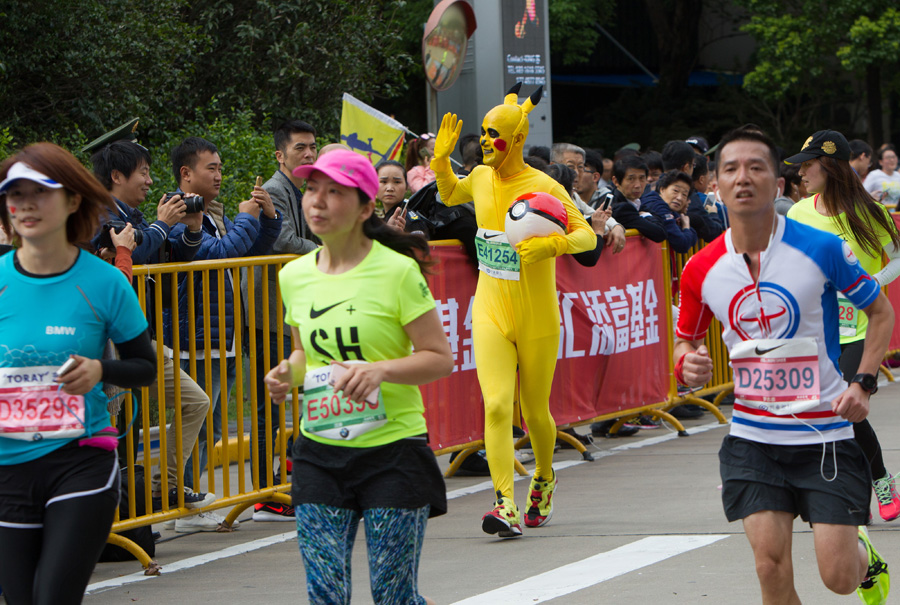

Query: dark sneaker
[
  {"left": 670, "top": 404, "right": 704, "bottom": 420},
  {"left": 590, "top": 420, "right": 639, "bottom": 438},
  {"left": 252, "top": 501, "right": 295, "bottom": 522},
  {"left": 449, "top": 450, "right": 491, "bottom": 476},
  {"left": 557, "top": 427, "right": 591, "bottom": 449},
  {"left": 152, "top": 487, "right": 216, "bottom": 511}
]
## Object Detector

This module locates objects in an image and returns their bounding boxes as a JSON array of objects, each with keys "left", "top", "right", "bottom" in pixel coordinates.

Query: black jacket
[
  {"left": 686, "top": 192, "right": 724, "bottom": 243},
  {"left": 610, "top": 189, "right": 666, "bottom": 242}
]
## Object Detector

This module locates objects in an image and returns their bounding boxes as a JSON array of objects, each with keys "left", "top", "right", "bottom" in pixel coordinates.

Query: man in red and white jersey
[{"left": 675, "top": 126, "right": 894, "bottom": 604}]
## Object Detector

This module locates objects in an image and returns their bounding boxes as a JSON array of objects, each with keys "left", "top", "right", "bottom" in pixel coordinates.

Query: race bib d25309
[{"left": 730, "top": 338, "right": 820, "bottom": 416}]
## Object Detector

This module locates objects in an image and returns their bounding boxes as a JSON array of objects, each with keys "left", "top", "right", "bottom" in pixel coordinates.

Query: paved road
[{"left": 78, "top": 377, "right": 900, "bottom": 604}]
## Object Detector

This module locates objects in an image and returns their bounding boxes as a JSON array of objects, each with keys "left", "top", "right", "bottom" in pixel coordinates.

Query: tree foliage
[
  {"left": 838, "top": 8, "right": 900, "bottom": 70},
  {"left": 548, "top": 0, "right": 615, "bottom": 66},
  {"left": 0, "top": 0, "right": 202, "bottom": 141},
  {"left": 185, "top": 0, "right": 415, "bottom": 135},
  {"left": 734, "top": 0, "right": 900, "bottom": 142},
  {"left": 643, "top": 0, "right": 703, "bottom": 98},
  {"left": 0, "top": 0, "right": 416, "bottom": 144}
]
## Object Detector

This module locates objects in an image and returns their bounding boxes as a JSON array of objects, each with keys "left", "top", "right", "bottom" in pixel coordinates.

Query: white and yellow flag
[{"left": 340, "top": 93, "right": 406, "bottom": 165}]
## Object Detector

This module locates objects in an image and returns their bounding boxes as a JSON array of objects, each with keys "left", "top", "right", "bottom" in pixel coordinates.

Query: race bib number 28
[{"left": 837, "top": 294, "right": 859, "bottom": 338}]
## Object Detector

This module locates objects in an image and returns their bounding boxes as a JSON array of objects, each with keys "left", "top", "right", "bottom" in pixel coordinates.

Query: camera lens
[{"left": 183, "top": 195, "right": 204, "bottom": 214}]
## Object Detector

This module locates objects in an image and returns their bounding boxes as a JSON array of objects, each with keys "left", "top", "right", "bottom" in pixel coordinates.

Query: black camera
[
  {"left": 98, "top": 220, "right": 144, "bottom": 250},
  {"left": 164, "top": 192, "right": 204, "bottom": 214}
]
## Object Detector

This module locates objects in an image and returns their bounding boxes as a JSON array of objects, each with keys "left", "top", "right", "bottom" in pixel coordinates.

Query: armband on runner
[{"left": 674, "top": 353, "right": 688, "bottom": 387}]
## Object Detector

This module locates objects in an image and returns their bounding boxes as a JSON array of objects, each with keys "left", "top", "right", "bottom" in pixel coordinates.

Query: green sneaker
[
  {"left": 857, "top": 526, "right": 890, "bottom": 605},
  {"left": 481, "top": 491, "right": 522, "bottom": 538},
  {"left": 524, "top": 469, "right": 557, "bottom": 528}
]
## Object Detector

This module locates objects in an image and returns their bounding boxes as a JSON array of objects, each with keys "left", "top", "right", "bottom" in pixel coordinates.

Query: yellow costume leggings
[{"left": 474, "top": 315, "right": 558, "bottom": 501}]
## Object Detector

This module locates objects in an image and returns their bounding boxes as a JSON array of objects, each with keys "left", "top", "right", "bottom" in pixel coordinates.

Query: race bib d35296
[{"left": 0, "top": 366, "right": 86, "bottom": 441}]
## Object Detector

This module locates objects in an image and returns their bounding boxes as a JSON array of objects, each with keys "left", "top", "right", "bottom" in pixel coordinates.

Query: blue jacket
[
  {"left": 164, "top": 208, "right": 282, "bottom": 354},
  {"left": 640, "top": 191, "right": 697, "bottom": 253}
]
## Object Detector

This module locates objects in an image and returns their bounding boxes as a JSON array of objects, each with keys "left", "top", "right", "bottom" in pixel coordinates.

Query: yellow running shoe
[
  {"left": 481, "top": 491, "right": 522, "bottom": 538},
  {"left": 858, "top": 526, "right": 890, "bottom": 605},
  {"left": 524, "top": 469, "right": 557, "bottom": 528}
]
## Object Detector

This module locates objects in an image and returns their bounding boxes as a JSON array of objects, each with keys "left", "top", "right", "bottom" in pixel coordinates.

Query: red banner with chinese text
[{"left": 422, "top": 238, "right": 670, "bottom": 450}]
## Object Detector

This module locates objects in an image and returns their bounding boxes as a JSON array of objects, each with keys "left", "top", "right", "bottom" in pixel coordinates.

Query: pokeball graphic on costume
[{"left": 505, "top": 192, "right": 568, "bottom": 247}]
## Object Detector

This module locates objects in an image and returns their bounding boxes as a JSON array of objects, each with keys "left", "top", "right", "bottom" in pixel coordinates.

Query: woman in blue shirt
[{"left": 0, "top": 143, "right": 155, "bottom": 604}]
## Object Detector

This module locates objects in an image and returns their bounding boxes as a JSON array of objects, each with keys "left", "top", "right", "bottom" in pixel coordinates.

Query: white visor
[{"left": 0, "top": 162, "right": 64, "bottom": 194}]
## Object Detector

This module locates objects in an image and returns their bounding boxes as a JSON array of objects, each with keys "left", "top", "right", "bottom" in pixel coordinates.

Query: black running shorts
[
  {"left": 719, "top": 434, "right": 870, "bottom": 525},
  {"left": 0, "top": 442, "right": 119, "bottom": 527},
  {"left": 292, "top": 434, "right": 447, "bottom": 518}
]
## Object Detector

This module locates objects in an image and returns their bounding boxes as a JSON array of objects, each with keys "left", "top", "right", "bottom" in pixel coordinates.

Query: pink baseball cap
[{"left": 293, "top": 149, "right": 378, "bottom": 201}]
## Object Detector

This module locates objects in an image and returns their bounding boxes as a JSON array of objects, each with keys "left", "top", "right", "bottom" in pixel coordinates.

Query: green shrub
[{"left": 143, "top": 103, "right": 278, "bottom": 221}]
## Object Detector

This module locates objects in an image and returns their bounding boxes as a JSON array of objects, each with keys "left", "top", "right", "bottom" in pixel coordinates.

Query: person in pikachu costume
[{"left": 431, "top": 84, "right": 595, "bottom": 537}]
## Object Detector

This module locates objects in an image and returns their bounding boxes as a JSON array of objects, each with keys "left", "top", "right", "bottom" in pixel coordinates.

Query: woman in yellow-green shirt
[
  {"left": 265, "top": 149, "right": 452, "bottom": 605},
  {"left": 786, "top": 129, "right": 900, "bottom": 522}
]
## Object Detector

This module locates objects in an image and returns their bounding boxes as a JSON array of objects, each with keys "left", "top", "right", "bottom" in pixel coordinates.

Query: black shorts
[
  {"left": 0, "top": 442, "right": 119, "bottom": 527},
  {"left": 719, "top": 435, "right": 871, "bottom": 525},
  {"left": 291, "top": 434, "right": 447, "bottom": 518}
]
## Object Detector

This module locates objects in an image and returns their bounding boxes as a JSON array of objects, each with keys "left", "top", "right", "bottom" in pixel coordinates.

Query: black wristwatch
[{"left": 851, "top": 373, "right": 878, "bottom": 395}]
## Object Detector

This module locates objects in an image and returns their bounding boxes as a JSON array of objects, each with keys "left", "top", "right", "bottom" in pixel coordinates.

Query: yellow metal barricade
[
  {"left": 107, "top": 235, "right": 739, "bottom": 568},
  {"left": 110, "top": 255, "right": 300, "bottom": 570}
]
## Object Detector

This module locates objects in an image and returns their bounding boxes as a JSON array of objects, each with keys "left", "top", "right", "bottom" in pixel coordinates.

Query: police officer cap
[{"left": 81, "top": 117, "right": 146, "bottom": 155}]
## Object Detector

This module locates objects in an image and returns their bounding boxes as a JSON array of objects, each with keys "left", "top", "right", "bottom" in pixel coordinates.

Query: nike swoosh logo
[
  {"left": 310, "top": 299, "right": 350, "bottom": 318},
  {"left": 484, "top": 232, "right": 503, "bottom": 239},
  {"left": 755, "top": 344, "right": 786, "bottom": 355}
]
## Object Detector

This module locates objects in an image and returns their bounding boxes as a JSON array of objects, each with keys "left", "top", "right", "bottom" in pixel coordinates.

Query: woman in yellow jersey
[
  {"left": 431, "top": 85, "right": 595, "bottom": 537},
  {"left": 786, "top": 130, "right": 900, "bottom": 521},
  {"left": 265, "top": 149, "right": 452, "bottom": 605}
]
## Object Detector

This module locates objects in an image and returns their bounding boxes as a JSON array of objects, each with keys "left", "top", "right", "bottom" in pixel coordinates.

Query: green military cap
[
  {"left": 81, "top": 117, "right": 146, "bottom": 154},
  {"left": 622, "top": 142, "right": 641, "bottom": 151}
]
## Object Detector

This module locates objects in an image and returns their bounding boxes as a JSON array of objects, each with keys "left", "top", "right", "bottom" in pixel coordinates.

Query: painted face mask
[{"left": 479, "top": 83, "right": 543, "bottom": 172}]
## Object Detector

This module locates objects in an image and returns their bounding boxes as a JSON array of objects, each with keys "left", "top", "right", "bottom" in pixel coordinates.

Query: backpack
[
  {"left": 99, "top": 464, "right": 156, "bottom": 562},
  {"left": 407, "top": 181, "right": 478, "bottom": 264}
]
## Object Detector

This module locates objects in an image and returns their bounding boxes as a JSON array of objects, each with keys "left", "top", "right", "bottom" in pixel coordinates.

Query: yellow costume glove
[
  {"left": 515, "top": 233, "right": 568, "bottom": 265},
  {"left": 430, "top": 112, "right": 462, "bottom": 174}
]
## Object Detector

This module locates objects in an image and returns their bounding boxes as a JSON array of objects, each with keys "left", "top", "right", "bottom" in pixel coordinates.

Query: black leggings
[
  {"left": 839, "top": 340, "right": 887, "bottom": 480},
  {"left": 0, "top": 488, "right": 119, "bottom": 604}
]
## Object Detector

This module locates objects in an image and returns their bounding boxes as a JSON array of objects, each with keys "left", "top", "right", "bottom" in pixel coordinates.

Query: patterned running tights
[{"left": 296, "top": 503, "right": 431, "bottom": 605}]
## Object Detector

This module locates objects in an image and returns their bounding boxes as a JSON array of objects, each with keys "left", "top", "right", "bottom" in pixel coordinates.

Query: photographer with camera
[
  {"left": 87, "top": 122, "right": 218, "bottom": 531},
  {"left": 166, "top": 136, "right": 281, "bottom": 513},
  {"left": 96, "top": 221, "right": 138, "bottom": 281}
]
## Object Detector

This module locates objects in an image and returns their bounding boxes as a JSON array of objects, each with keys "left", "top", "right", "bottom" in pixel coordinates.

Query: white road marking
[
  {"left": 448, "top": 535, "right": 730, "bottom": 604},
  {"left": 86, "top": 420, "right": 728, "bottom": 595},
  {"left": 85, "top": 531, "right": 295, "bottom": 594},
  {"left": 446, "top": 420, "right": 727, "bottom": 500}
]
